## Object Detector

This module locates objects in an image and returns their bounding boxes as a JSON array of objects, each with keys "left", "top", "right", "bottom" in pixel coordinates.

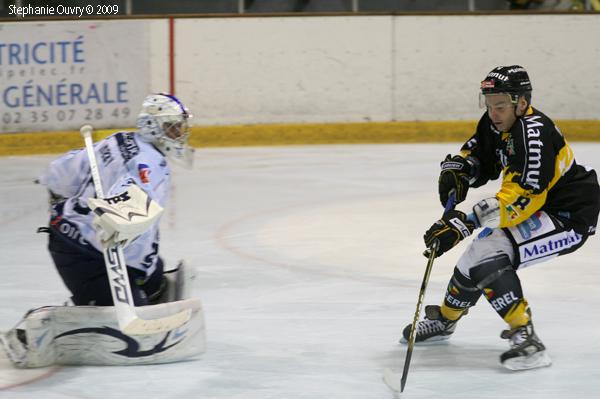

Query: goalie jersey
[
  {"left": 39, "top": 132, "right": 170, "bottom": 277},
  {"left": 461, "top": 107, "right": 600, "bottom": 235}
]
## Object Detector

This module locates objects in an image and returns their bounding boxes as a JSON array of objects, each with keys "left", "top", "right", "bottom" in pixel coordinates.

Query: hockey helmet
[
  {"left": 480, "top": 65, "right": 532, "bottom": 107},
  {"left": 136, "top": 93, "right": 194, "bottom": 167}
]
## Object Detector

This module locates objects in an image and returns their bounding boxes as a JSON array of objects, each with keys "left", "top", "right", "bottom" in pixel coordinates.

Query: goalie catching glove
[
  {"left": 88, "top": 184, "right": 163, "bottom": 248},
  {"left": 424, "top": 209, "right": 476, "bottom": 258}
]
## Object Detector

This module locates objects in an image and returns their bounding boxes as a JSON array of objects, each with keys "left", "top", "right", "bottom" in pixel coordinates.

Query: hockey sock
[
  {"left": 503, "top": 298, "right": 530, "bottom": 329},
  {"left": 469, "top": 254, "right": 529, "bottom": 328},
  {"left": 441, "top": 266, "right": 482, "bottom": 321}
]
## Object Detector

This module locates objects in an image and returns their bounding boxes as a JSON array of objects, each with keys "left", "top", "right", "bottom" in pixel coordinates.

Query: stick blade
[
  {"left": 382, "top": 367, "right": 401, "bottom": 392},
  {"left": 122, "top": 308, "right": 192, "bottom": 335}
]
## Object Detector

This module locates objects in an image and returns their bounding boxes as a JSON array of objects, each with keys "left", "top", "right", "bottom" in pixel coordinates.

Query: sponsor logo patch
[
  {"left": 520, "top": 230, "right": 583, "bottom": 262},
  {"left": 490, "top": 291, "right": 520, "bottom": 312},
  {"left": 505, "top": 136, "right": 515, "bottom": 156},
  {"left": 445, "top": 293, "right": 472, "bottom": 309},
  {"left": 486, "top": 72, "right": 509, "bottom": 81},
  {"left": 481, "top": 79, "right": 495, "bottom": 89},
  {"left": 523, "top": 115, "right": 544, "bottom": 191},
  {"left": 516, "top": 212, "right": 542, "bottom": 240},
  {"left": 505, "top": 204, "right": 519, "bottom": 220},
  {"left": 138, "top": 163, "right": 151, "bottom": 184},
  {"left": 53, "top": 217, "right": 92, "bottom": 248},
  {"left": 99, "top": 144, "right": 114, "bottom": 166},
  {"left": 449, "top": 218, "right": 471, "bottom": 238},
  {"left": 115, "top": 132, "right": 139, "bottom": 162},
  {"left": 509, "top": 212, "right": 556, "bottom": 244}
]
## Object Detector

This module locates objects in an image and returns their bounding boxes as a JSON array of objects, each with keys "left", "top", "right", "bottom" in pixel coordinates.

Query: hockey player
[
  {"left": 40, "top": 93, "right": 193, "bottom": 307},
  {"left": 402, "top": 66, "right": 600, "bottom": 370},
  {"left": 0, "top": 94, "right": 205, "bottom": 368}
]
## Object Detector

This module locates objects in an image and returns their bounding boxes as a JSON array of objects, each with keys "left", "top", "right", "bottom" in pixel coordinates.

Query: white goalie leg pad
[
  {"left": 1, "top": 299, "right": 205, "bottom": 368},
  {"left": 0, "top": 307, "right": 57, "bottom": 368}
]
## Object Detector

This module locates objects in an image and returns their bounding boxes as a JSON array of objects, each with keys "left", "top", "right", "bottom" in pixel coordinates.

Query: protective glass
[{"left": 479, "top": 92, "right": 516, "bottom": 111}]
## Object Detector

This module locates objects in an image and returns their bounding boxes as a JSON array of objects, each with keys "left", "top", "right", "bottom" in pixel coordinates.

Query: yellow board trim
[{"left": 1, "top": 120, "right": 599, "bottom": 156}]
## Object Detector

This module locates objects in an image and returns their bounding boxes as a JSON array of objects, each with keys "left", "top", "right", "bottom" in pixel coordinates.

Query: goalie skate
[
  {"left": 500, "top": 321, "right": 552, "bottom": 371},
  {"left": 400, "top": 305, "right": 465, "bottom": 344},
  {"left": 148, "top": 260, "right": 191, "bottom": 304}
]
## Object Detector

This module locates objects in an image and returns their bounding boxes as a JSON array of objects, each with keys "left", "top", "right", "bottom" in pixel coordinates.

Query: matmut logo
[
  {"left": 523, "top": 115, "right": 544, "bottom": 191},
  {"left": 520, "top": 231, "right": 582, "bottom": 262},
  {"left": 138, "top": 163, "right": 151, "bottom": 184}
]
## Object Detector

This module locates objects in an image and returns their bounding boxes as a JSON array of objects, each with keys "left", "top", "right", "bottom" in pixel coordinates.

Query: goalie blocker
[{"left": 0, "top": 298, "right": 205, "bottom": 368}]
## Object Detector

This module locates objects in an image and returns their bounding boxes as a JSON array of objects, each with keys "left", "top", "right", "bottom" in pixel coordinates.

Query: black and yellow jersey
[{"left": 460, "top": 106, "right": 599, "bottom": 235}]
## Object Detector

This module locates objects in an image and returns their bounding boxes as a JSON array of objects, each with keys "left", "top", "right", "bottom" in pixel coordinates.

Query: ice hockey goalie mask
[{"left": 136, "top": 93, "right": 194, "bottom": 167}]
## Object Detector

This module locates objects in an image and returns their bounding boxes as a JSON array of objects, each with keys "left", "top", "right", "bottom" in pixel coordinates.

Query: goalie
[{"left": 1, "top": 94, "right": 204, "bottom": 368}]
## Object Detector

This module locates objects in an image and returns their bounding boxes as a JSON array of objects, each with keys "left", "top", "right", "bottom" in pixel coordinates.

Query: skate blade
[
  {"left": 399, "top": 335, "right": 452, "bottom": 345},
  {"left": 502, "top": 351, "right": 552, "bottom": 371}
]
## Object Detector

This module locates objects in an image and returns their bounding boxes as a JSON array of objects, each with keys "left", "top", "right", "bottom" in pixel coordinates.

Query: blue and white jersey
[{"left": 39, "top": 131, "right": 170, "bottom": 278}]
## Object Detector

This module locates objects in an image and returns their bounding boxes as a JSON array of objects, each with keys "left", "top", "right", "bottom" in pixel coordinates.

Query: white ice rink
[{"left": 1, "top": 143, "right": 599, "bottom": 398}]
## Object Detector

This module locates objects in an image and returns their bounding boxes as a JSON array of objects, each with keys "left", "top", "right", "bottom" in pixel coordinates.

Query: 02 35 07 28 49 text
[{"left": 1, "top": 107, "right": 132, "bottom": 126}]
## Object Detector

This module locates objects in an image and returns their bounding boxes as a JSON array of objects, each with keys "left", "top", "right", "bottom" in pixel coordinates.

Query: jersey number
[{"left": 512, "top": 196, "right": 531, "bottom": 211}]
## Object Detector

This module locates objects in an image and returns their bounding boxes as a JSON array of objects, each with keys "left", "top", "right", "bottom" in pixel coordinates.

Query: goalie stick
[
  {"left": 80, "top": 125, "right": 191, "bottom": 335},
  {"left": 383, "top": 190, "right": 456, "bottom": 393}
]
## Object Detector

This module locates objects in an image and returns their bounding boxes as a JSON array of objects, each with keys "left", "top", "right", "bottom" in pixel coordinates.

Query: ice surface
[{"left": 1, "top": 143, "right": 599, "bottom": 398}]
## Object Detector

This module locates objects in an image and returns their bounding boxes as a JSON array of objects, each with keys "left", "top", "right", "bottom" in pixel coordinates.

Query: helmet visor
[{"left": 479, "top": 92, "right": 516, "bottom": 110}]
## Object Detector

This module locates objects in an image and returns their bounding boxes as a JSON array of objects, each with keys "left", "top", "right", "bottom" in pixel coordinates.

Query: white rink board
[
  {"left": 178, "top": 14, "right": 600, "bottom": 124},
  {"left": 392, "top": 15, "right": 600, "bottom": 121},
  {"left": 177, "top": 16, "right": 393, "bottom": 125}
]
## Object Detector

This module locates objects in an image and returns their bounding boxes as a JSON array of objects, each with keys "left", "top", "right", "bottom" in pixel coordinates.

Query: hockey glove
[
  {"left": 438, "top": 154, "right": 471, "bottom": 207},
  {"left": 88, "top": 184, "right": 163, "bottom": 249},
  {"left": 424, "top": 210, "right": 476, "bottom": 258}
]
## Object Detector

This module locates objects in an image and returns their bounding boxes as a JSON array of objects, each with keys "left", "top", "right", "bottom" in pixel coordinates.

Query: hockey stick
[
  {"left": 383, "top": 190, "right": 456, "bottom": 393},
  {"left": 80, "top": 125, "right": 191, "bottom": 335}
]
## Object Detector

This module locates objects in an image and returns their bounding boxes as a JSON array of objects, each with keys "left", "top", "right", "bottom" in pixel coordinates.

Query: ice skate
[
  {"left": 400, "top": 305, "right": 465, "bottom": 344},
  {"left": 500, "top": 321, "right": 552, "bottom": 371}
]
